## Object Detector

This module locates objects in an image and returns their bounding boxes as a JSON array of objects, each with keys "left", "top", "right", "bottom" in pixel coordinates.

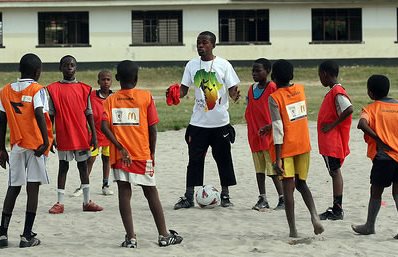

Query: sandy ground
[{"left": 0, "top": 121, "right": 397, "bottom": 257}]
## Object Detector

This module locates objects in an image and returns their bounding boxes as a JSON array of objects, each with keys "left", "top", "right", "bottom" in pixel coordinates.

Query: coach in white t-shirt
[{"left": 173, "top": 31, "right": 240, "bottom": 210}]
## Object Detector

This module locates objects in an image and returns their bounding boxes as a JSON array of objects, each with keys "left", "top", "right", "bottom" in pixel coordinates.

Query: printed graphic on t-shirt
[
  {"left": 112, "top": 108, "right": 139, "bottom": 126},
  {"left": 194, "top": 69, "right": 223, "bottom": 111},
  {"left": 286, "top": 100, "right": 307, "bottom": 121}
]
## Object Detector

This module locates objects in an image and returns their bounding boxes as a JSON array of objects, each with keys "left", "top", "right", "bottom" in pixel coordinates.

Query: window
[
  {"left": 38, "top": 12, "right": 89, "bottom": 46},
  {"left": 312, "top": 8, "right": 362, "bottom": 43},
  {"left": 131, "top": 11, "right": 182, "bottom": 45},
  {"left": 0, "top": 13, "right": 3, "bottom": 47},
  {"left": 219, "top": 10, "right": 269, "bottom": 44}
]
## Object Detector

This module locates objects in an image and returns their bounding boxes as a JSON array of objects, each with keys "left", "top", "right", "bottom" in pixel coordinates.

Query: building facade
[{"left": 0, "top": 0, "right": 397, "bottom": 68}]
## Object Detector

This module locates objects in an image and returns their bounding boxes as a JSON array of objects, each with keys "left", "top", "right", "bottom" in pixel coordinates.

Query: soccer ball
[{"left": 195, "top": 185, "right": 221, "bottom": 208}]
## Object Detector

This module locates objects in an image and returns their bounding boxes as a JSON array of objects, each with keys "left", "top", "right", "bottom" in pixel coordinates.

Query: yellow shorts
[
  {"left": 252, "top": 151, "right": 276, "bottom": 176},
  {"left": 91, "top": 146, "right": 110, "bottom": 157},
  {"left": 282, "top": 152, "right": 310, "bottom": 180}
]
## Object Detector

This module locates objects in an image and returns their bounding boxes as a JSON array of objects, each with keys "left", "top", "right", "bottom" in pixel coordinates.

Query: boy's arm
[
  {"left": 321, "top": 105, "right": 353, "bottom": 133},
  {"left": 268, "top": 96, "right": 285, "bottom": 175},
  {"left": 149, "top": 124, "right": 157, "bottom": 165},
  {"left": 47, "top": 92, "right": 57, "bottom": 152},
  {"left": 33, "top": 107, "right": 50, "bottom": 157},
  {"left": 357, "top": 118, "right": 392, "bottom": 151},
  {"left": 180, "top": 85, "right": 189, "bottom": 98},
  {"left": 85, "top": 96, "right": 98, "bottom": 150},
  {"left": 0, "top": 111, "right": 9, "bottom": 169},
  {"left": 228, "top": 85, "right": 240, "bottom": 102},
  {"left": 101, "top": 120, "right": 131, "bottom": 166}
]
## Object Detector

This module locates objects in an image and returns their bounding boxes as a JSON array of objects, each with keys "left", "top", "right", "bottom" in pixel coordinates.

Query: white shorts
[
  {"left": 113, "top": 169, "right": 156, "bottom": 186},
  {"left": 58, "top": 150, "right": 91, "bottom": 162},
  {"left": 9, "top": 145, "right": 50, "bottom": 186}
]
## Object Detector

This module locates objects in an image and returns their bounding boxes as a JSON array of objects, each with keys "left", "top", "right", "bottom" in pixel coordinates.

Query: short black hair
[
  {"left": 367, "top": 74, "right": 390, "bottom": 99},
  {"left": 198, "top": 31, "right": 216, "bottom": 46},
  {"left": 271, "top": 59, "right": 293, "bottom": 84},
  {"left": 19, "top": 53, "right": 42, "bottom": 75},
  {"left": 59, "top": 55, "right": 76, "bottom": 69},
  {"left": 319, "top": 60, "right": 339, "bottom": 77},
  {"left": 116, "top": 60, "right": 139, "bottom": 83},
  {"left": 254, "top": 58, "right": 271, "bottom": 72}
]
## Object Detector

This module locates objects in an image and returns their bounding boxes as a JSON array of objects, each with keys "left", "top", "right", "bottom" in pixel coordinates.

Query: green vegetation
[{"left": 1, "top": 65, "right": 397, "bottom": 132}]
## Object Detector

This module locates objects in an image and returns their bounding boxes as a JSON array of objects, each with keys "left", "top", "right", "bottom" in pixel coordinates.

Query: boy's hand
[
  {"left": 34, "top": 143, "right": 49, "bottom": 157},
  {"left": 273, "top": 159, "right": 284, "bottom": 176},
  {"left": 321, "top": 122, "right": 334, "bottom": 133},
  {"left": 50, "top": 138, "right": 57, "bottom": 153},
  {"left": 259, "top": 124, "right": 272, "bottom": 136},
  {"left": 91, "top": 136, "right": 98, "bottom": 152},
  {"left": 120, "top": 148, "right": 131, "bottom": 167},
  {"left": 376, "top": 139, "right": 392, "bottom": 152},
  {"left": 0, "top": 150, "right": 9, "bottom": 169},
  {"left": 228, "top": 86, "right": 240, "bottom": 102}
]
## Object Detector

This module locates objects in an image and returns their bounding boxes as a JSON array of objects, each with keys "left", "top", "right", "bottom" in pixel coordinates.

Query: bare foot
[
  {"left": 351, "top": 224, "right": 375, "bottom": 235},
  {"left": 289, "top": 230, "right": 298, "bottom": 238},
  {"left": 311, "top": 217, "right": 324, "bottom": 235}
]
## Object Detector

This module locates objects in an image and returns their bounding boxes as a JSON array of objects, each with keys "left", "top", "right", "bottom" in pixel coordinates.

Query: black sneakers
[
  {"left": 319, "top": 207, "right": 344, "bottom": 220},
  {"left": 121, "top": 235, "right": 137, "bottom": 248},
  {"left": 19, "top": 232, "right": 40, "bottom": 248},
  {"left": 274, "top": 196, "right": 285, "bottom": 210},
  {"left": 174, "top": 197, "right": 194, "bottom": 210},
  {"left": 221, "top": 193, "right": 234, "bottom": 207},
  {"left": 158, "top": 230, "right": 183, "bottom": 247},
  {"left": 0, "top": 234, "right": 8, "bottom": 248},
  {"left": 252, "top": 196, "right": 270, "bottom": 211}
]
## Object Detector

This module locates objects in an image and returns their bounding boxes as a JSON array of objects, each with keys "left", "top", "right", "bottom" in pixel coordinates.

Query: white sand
[{"left": 0, "top": 121, "right": 397, "bottom": 257}]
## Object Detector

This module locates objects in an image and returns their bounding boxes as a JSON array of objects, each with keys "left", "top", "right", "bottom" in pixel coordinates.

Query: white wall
[{"left": 0, "top": 3, "right": 397, "bottom": 64}]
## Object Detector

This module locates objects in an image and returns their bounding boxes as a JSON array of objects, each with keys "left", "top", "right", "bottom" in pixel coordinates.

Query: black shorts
[
  {"left": 370, "top": 159, "right": 398, "bottom": 187},
  {"left": 322, "top": 156, "right": 342, "bottom": 172}
]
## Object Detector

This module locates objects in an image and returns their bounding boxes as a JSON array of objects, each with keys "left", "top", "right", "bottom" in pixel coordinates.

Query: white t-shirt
[
  {"left": 0, "top": 79, "right": 48, "bottom": 112},
  {"left": 181, "top": 56, "right": 240, "bottom": 128}
]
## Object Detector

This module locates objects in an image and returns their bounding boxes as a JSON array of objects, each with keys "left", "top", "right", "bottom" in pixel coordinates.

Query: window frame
[
  {"left": 311, "top": 8, "right": 363, "bottom": 44},
  {"left": 37, "top": 11, "right": 91, "bottom": 48},
  {"left": 218, "top": 9, "right": 270, "bottom": 45},
  {"left": 130, "top": 10, "right": 183, "bottom": 46},
  {"left": 0, "top": 13, "right": 3, "bottom": 48}
]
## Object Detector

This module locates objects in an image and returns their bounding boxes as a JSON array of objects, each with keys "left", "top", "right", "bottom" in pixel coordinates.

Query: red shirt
[
  {"left": 90, "top": 90, "right": 111, "bottom": 147},
  {"left": 317, "top": 85, "right": 352, "bottom": 160},
  {"left": 245, "top": 81, "right": 277, "bottom": 152}
]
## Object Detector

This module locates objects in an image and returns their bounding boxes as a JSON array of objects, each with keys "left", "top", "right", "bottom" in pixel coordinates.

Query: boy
[
  {"left": 73, "top": 70, "right": 114, "bottom": 196},
  {"left": 170, "top": 31, "right": 240, "bottom": 209},
  {"left": 352, "top": 75, "right": 398, "bottom": 239},
  {"left": 269, "top": 59, "right": 324, "bottom": 238},
  {"left": 47, "top": 55, "right": 103, "bottom": 214},
  {"left": 101, "top": 60, "right": 183, "bottom": 248},
  {"left": 0, "top": 53, "right": 52, "bottom": 247},
  {"left": 245, "top": 58, "right": 284, "bottom": 211},
  {"left": 317, "top": 60, "right": 353, "bottom": 220}
]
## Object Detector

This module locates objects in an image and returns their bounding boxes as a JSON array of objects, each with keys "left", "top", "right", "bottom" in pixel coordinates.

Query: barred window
[
  {"left": 219, "top": 10, "right": 269, "bottom": 44},
  {"left": 312, "top": 8, "right": 362, "bottom": 42},
  {"left": 132, "top": 11, "right": 182, "bottom": 45},
  {"left": 38, "top": 12, "right": 89, "bottom": 46},
  {"left": 0, "top": 13, "right": 3, "bottom": 46}
]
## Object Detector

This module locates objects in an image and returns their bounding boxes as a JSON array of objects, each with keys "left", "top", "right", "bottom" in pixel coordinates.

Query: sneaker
[
  {"left": 19, "top": 232, "right": 40, "bottom": 248},
  {"left": 83, "top": 200, "right": 103, "bottom": 212},
  {"left": 49, "top": 202, "right": 64, "bottom": 214},
  {"left": 71, "top": 187, "right": 83, "bottom": 197},
  {"left": 158, "top": 230, "right": 183, "bottom": 247},
  {"left": 252, "top": 196, "right": 270, "bottom": 211},
  {"left": 319, "top": 207, "right": 344, "bottom": 220},
  {"left": 102, "top": 186, "right": 114, "bottom": 196},
  {"left": 121, "top": 235, "right": 137, "bottom": 248},
  {"left": 173, "top": 197, "right": 194, "bottom": 210},
  {"left": 0, "top": 234, "right": 8, "bottom": 248},
  {"left": 274, "top": 197, "right": 285, "bottom": 210},
  {"left": 221, "top": 194, "right": 234, "bottom": 207}
]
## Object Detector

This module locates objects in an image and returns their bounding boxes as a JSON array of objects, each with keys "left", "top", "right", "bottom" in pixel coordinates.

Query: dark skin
[
  {"left": 0, "top": 66, "right": 49, "bottom": 228},
  {"left": 272, "top": 77, "right": 324, "bottom": 238},
  {"left": 171, "top": 34, "right": 240, "bottom": 102},
  {"left": 101, "top": 73, "right": 169, "bottom": 240},
  {"left": 52, "top": 57, "right": 97, "bottom": 190},
  {"left": 353, "top": 91, "right": 397, "bottom": 236},
  {"left": 250, "top": 62, "right": 283, "bottom": 197},
  {"left": 87, "top": 72, "right": 112, "bottom": 183}
]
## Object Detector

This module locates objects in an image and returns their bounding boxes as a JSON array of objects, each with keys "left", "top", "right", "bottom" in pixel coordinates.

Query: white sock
[
  {"left": 82, "top": 184, "right": 90, "bottom": 204},
  {"left": 57, "top": 189, "right": 65, "bottom": 203}
]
